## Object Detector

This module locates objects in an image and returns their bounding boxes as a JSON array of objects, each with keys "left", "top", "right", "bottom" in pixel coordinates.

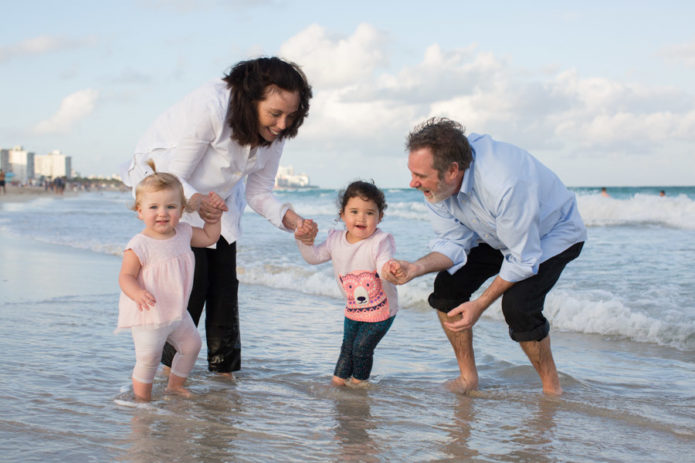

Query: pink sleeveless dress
[{"left": 116, "top": 223, "right": 194, "bottom": 332}]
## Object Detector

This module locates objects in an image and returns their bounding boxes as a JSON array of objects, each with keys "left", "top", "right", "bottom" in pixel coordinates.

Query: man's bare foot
[
  {"left": 542, "top": 384, "right": 563, "bottom": 396},
  {"left": 217, "top": 372, "right": 234, "bottom": 380},
  {"left": 332, "top": 375, "right": 346, "bottom": 386},
  {"left": 165, "top": 386, "right": 193, "bottom": 398},
  {"left": 444, "top": 376, "right": 478, "bottom": 395}
]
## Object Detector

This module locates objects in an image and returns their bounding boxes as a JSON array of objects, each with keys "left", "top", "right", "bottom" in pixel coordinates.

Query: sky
[{"left": 1, "top": 0, "right": 694, "bottom": 188}]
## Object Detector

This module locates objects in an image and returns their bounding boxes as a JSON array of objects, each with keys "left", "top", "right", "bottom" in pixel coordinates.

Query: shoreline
[
  {"left": 0, "top": 183, "right": 127, "bottom": 203},
  {"left": 0, "top": 184, "right": 76, "bottom": 203}
]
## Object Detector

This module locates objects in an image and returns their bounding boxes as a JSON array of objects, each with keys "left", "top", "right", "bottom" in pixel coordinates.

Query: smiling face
[
  {"left": 137, "top": 187, "right": 183, "bottom": 239},
  {"left": 256, "top": 85, "right": 301, "bottom": 143},
  {"left": 340, "top": 196, "right": 383, "bottom": 243},
  {"left": 408, "top": 147, "right": 461, "bottom": 204}
]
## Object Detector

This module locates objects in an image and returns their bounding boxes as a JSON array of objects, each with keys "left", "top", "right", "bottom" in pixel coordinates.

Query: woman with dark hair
[{"left": 122, "top": 57, "right": 316, "bottom": 376}]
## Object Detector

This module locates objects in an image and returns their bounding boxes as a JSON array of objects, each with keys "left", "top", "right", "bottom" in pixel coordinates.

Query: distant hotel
[
  {"left": 274, "top": 165, "right": 315, "bottom": 189},
  {"left": 0, "top": 146, "right": 71, "bottom": 184}
]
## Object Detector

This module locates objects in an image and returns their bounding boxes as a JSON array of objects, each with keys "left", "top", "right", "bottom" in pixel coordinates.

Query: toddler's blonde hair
[{"left": 131, "top": 160, "right": 192, "bottom": 212}]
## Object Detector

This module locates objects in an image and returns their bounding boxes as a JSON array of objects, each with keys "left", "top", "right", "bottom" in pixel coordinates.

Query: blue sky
[{"left": 1, "top": 0, "right": 694, "bottom": 187}]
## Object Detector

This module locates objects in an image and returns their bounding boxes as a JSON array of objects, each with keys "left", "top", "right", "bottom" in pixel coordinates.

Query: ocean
[{"left": 0, "top": 185, "right": 693, "bottom": 462}]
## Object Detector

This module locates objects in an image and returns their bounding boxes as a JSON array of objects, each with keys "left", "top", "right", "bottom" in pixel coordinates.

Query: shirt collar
[{"left": 458, "top": 147, "right": 476, "bottom": 196}]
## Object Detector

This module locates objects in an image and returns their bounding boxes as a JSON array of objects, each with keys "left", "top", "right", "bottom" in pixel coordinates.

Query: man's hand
[{"left": 443, "top": 299, "right": 485, "bottom": 332}]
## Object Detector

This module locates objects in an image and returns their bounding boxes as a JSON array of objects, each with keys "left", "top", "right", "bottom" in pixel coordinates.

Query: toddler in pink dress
[{"left": 117, "top": 162, "right": 222, "bottom": 401}]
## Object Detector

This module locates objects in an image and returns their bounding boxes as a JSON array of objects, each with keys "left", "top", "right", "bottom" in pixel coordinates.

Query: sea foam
[{"left": 577, "top": 193, "right": 695, "bottom": 229}]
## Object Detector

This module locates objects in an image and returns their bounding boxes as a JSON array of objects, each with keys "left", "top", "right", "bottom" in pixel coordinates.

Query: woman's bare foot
[
  {"left": 332, "top": 375, "right": 346, "bottom": 386},
  {"left": 217, "top": 372, "right": 234, "bottom": 380}
]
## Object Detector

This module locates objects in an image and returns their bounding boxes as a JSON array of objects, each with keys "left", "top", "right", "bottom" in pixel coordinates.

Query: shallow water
[
  {"left": 1, "top": 247, "right": 693, "bottom": 462},
  {"left": 1, "top": 189, "right": 694, "bottom": 462}
]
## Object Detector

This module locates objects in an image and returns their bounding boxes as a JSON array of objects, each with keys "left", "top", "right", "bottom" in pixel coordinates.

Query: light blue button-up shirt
[{"left": 427, "top": 133, "right": 587, "bottom": 282}]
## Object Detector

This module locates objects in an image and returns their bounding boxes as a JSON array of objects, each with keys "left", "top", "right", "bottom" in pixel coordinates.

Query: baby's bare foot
[
  {"left": 348, "top": 378, "right": 369, "bottom": 389},
  {"left": 165, "top": 386, "right": 192, "bottom": 398}
]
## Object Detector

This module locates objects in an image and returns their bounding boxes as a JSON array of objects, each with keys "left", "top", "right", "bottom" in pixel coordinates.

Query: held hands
[
  {"left": 443, "top": 300, "right": 485, "bottom": 332},
  {"left": 197, "top": 192, "right": 228, "bottom": 224},
  {"left": 133, "top": 289, "right": 156, "bottom": 311},
  {"left": 382, "top": 259, "right": 417, "bottom": 285},
  {"left": 294, "top": 218, "right": 318, "bottom": 245}
]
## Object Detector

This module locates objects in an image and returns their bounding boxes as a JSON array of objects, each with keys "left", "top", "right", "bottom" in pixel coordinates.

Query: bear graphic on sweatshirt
[{"left": 339, "top": 270, "right": 389, "bottom": 320}]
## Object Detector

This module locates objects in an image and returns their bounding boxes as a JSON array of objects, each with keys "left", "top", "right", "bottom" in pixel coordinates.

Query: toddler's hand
[
  {"left": 383, "top": 259, "right": 411, "bottom": 285},
  {"left": 135, "top": 289, "right": 156, "bottom": 311},
  {"left": 198, "top": 192, "right": 227, "bottom": 224},
  {"left": 295, "top": 218, "right": 318, "bottom": 245},
  {"left": 206, "top": 192, "right": 227, "bottom": 211}
]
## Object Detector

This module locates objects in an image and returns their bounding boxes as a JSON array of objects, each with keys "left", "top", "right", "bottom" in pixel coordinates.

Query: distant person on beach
[
  {"left": 0, "top": 170, "right": 5, "bottom": 194},
  {"left": 659, "top": 190, "right": 666, "bottom": 197},
  {"left": 122, "top": 57, "right": 316, "bottom": 377},
  {"left": 384, "top": 118, "right": 586, "bottom": 395},
  {"left": 117, "top": 163, "right": 221, "bottom": 401},
  {"left": 296, "top": 181, "right": 398, "bottom": 386},
  {"left": 601, "top": 187, "right": 609, "bottom": 197}
]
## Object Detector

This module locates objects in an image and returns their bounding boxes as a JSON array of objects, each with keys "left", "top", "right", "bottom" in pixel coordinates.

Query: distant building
[
  {"left": 0, "top": 148, "right": 9, "bottom": 173},
  {"left": 8, "top": 146, "right": 35, "bottom": 184},
  {"left": 35, "top": 150, "right": 72, "bottom": 179},
  {"left": 275, "top": 165, "right": 313, "bottom": 188}
]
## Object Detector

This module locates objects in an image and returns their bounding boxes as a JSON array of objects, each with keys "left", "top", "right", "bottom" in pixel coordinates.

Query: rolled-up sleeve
[
  {"left": 245, "top": 141, "right": 292, "bottom": 231},
  {"left": 427, "top": 202, "right": 478, "bottom": 274},
  {"left": 495, "top": 180, "right": 543, "bottom": 282}
]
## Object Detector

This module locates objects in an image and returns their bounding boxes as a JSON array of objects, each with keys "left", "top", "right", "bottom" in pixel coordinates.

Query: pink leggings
[{"left": 131, "top": 313, "right": 201, "bottom": 384}]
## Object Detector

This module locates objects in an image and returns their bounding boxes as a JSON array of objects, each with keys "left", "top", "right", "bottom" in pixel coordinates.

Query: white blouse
[{"left": 122, "top": 79, "right": 292, "bottom": 245}]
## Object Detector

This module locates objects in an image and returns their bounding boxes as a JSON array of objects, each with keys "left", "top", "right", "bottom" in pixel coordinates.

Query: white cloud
[
  {"left": 280, "top": 23, "right": 388, "bottom": 88},
  {"left": 281, "top": 24, "right": 695, "bottom": 187},
  {"left": 34, "top": 89, "right": 100, "bottom": 134}
]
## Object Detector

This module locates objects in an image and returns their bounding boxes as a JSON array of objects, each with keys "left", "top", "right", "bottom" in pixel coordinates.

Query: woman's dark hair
[
  {"left": 223, "top": 57, "right": 312, "bottom": 147},
  {"left": 406, "top": 117, "right": 472, "bottom": 178},
  {"left": 338, "top": 180, "right": 388, "bottom": 216}
]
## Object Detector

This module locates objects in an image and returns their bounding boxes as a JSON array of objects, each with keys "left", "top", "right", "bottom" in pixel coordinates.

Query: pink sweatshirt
[{"left": 297, "top": 228, "right": 399, "bottom": 322}]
